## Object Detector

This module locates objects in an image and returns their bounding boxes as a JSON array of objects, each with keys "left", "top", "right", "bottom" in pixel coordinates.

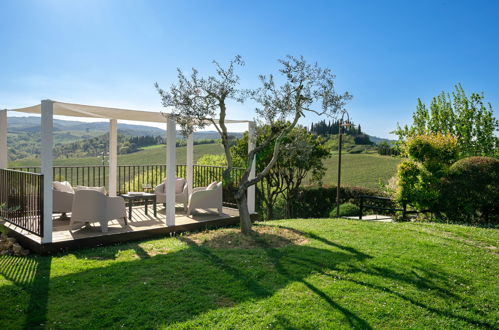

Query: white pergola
[{"left": 0, "top": 100, "right": 256, "bottom": 243}]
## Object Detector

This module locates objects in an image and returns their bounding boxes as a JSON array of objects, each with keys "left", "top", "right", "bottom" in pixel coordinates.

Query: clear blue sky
[{"left": 1, "top": 0, "right": 498, "bottom": 138}]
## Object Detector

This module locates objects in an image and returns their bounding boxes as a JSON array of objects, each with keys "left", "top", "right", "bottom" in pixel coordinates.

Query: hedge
[
  {"left": 288, "top": 185, "right": 393, "bottom": 218},
  {"left": 439, "top": 156, "right": 499, "bottom": 224}
]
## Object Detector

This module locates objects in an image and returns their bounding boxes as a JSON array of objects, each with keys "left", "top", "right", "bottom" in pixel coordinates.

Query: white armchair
[
  {"left": 155, "top": 178, "right": 188, "bottom": 211},
  {"left": 187, "top": 182, "right": 223, "bottom": 216},
  {"left": 52, "top": 181, "right": 75, "bottom": 218},
  {"left": 70, "top": 190, "right": 126, "bottom": 233}
]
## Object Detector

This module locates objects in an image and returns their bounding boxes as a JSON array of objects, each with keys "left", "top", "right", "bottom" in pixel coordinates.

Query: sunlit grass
[{"left": 0, "top": 219, "right": 497, "bottom": 329}]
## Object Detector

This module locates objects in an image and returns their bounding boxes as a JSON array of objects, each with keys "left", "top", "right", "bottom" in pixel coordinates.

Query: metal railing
[
  {"left": 0, "top": 169, "right": 44, "bottom": 236},
  {"left": 11, "top": 165, "right": 247, "bottom": 207},
  {"left": 359, "top": 195, "right": 424, "bottom": 220}
]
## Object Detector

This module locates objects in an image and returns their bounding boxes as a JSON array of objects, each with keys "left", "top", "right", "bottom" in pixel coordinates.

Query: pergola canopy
[
  {"left": 8, "top": 100, "right": 250, "bottom": 124},
  {"left": 0, "top": 99, "right": 256, "bottom": 243}
]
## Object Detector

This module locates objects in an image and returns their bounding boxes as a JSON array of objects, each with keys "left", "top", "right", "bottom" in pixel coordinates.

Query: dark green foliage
[
  {"left": 310, "top": 120, "right": 372, "bottom": 146},
  {"left": 439, "top": 157, "right": 499, "bottom": 224},
  {"left": 232, "top": 125, "right": 330, "bottom": 220},
  {"left": 353, "top": 134, "right": 372, "bottom": 145},
  {"left": 377, "top": 141, "right": 400, "bottom": 156},
  {"left": 288, "top": 185, "right": 389, "bottom": 218},
  {"left": 347, "top": 145, "right": 366, "bottom": 154},
  {"left": 330, "top": 203, "right": 360, "bottom": 217}
]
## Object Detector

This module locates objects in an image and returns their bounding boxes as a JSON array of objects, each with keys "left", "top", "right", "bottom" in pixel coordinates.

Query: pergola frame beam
[{"left": 4, "top": 100, "right": 254, "bottom": 237}]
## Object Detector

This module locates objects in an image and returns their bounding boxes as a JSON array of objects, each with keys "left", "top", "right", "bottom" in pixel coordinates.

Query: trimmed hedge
[
  {"left": 288, "top": 185, "right": 392, "bottom": 218},
  {"left": 439, "top": 156, "right": 499, "bottom": 224},
  {"left": 330, "top": 203, "right": 360, "bottom": 217}
]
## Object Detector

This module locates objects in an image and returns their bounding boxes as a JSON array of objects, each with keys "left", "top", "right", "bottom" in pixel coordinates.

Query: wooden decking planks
[{"left": 1, "top": 205, "right": 244, "bottom": 254}]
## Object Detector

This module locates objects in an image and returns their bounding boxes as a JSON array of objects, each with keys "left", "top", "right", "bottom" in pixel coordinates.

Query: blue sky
[{"left": 0, "top": 0, "right": 498, "bottom": 138}]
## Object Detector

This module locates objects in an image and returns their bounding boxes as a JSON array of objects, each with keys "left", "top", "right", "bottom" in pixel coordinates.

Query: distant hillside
[
  {"left": 8, "top": 116, "right": 165, "bottom": 136},
  {"left": 6, "top": 116, "right": 243, "bottom": 161},
  {"left": 367, "top": 135, "right": 397, "bottom": 146}
]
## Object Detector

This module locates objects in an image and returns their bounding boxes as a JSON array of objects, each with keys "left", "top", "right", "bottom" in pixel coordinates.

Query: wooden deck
[{"left": 1, "top": 205, "right": 249, "bottom": 254}]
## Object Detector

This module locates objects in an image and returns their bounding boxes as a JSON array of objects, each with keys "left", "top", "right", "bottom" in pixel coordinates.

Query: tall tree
[
  {"left": 232, "top": 125, "right": 330, "bottom": 220},
  {"left": 394, "top": 84, "right": 498, "bottom": 157},
  {"left": 156, "top": 55, "right": 350, "bottom": 234}
]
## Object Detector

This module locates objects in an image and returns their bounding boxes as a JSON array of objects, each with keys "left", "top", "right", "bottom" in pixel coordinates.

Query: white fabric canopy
[{"left": 8, "top": 101, "right": 250, "bottom": 124}]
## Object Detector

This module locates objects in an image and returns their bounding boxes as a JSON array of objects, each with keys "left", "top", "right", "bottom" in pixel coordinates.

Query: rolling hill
[{"left": 9, "top": 143, "right": 401, "bottom": 189}]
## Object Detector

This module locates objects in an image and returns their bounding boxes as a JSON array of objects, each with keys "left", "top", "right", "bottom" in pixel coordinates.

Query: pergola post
[
  {"left": 0, "top": 110, "right": 7, "bottom": 169},
  {"left": 166, "top": 116, "right": 176, "bottom": 226},
  {"left": 108, "top": 119, "right": 118, "bottom": 196},
  {"left": 186, "top": 132, "right": 194, "bottom": 193},
  {"left": 41, "top": 100, "right": 53, "bottom": 243},
  {"left": 247, "top": 121, "right": 256, "bottom": 214}
]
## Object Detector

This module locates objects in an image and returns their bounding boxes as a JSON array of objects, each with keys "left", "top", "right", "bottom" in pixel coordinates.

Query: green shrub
[
  {"left": 348, "top": 145, "right": 366, "bottom": 154},
  {"left": 395, "top": 133, "right": 459, "bottom": 212},
  {"left": 329, "top": 203, "right": 360, "bottom": 217},
  {"left": 396, "top": 160, "right": 439, "bottom": 210},
  {"left": 439, "top": 156, "right": 499, "bottom": 224},
  {"left": 288, "top": 185, "right": 391, "bottom": 218},
  {"left": 405, "top": 133, "right": 458, "bottom": 173}
]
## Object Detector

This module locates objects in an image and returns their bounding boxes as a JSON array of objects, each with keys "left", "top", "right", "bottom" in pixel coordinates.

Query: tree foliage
[
  {"left": 394, "top": 84, "right": 498, "bottom": 157},
  {"left": 156, "top": 55, "right": 350, "bottom": 233},
  {"left": 231, "top": 125, "right": 330, "bottom": 220}
]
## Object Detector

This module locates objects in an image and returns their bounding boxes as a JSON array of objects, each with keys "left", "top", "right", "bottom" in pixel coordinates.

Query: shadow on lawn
[
  {"left": 0, "top": 254, "right": 52, "bottom": 328},
  {"left": 0, "top": 228, "right": 493, "bottom": 329}
]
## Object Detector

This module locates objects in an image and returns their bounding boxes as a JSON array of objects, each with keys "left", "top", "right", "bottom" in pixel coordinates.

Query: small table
[{"left": 121, "top": 193, "right": 157, "bottom": 221}]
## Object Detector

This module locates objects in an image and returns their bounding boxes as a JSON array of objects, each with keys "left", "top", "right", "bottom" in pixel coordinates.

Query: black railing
[
  {"left": 0, "top": 169, "right": 44, "bottom": 236},
  {"left": 359, "top": 195, "right": 424, "bottom": 220},
  {"left": 12, "top": 165, "right": 247, "bottom": 207}
]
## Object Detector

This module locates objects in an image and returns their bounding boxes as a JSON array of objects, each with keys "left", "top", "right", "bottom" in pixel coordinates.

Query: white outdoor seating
[
  {"left": 70, "top": 189, "right": 126, "bottom": 233},
  {"left": 187, "top": 182, "right": 223, "bottom": 216},
  {"left": 155, "top": 178, "right": 188, "bottom": 211},
  {"left": 53, "top": 181, "right": 108, "bottom": 217},
  {"left": 52, "top": 181, "right": 74, "bottom": 216}
]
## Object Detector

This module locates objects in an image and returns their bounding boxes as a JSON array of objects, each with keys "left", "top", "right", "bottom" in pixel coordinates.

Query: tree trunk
[
  {"left": 235, "top": 191, "right": 252, "bottom": 234},
  {"left": 266, "top": 203, "right": 274, "bottom": 220}
]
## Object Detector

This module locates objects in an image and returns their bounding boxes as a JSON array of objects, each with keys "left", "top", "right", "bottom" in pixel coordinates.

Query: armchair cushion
[
  {"left": 74, "top": 185, "right": 107, "bottom": 195},
  {"left": 53, "top": 181, "right": 74, "bottom": 194},
  {"left": 206, "top": 181, "right": 217, "bottom": 190}
]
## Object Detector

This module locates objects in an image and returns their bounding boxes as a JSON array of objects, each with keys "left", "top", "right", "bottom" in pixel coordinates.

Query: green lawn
[{"left": 0, "top": 219, "right": 497, "bottom": 329}]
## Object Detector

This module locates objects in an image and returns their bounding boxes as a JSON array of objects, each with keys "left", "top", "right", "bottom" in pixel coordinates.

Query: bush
[
  {"left": 439, "top": 156, "right": 499, "bottom": 224},
  {"left": 405, "top": 133, "right": 458, "bottom": 173},
  {"left": 348, "top": 145, "right": 366, "bottom": 154},
  {"left": 395, "top": 133, "right": 459, "bottom": 212},
  {"left": 329, "top": 203, "right": 360, "bottom": 217},
  {"left": 288, "top": 185, "right": 392, "bottom": 218}
]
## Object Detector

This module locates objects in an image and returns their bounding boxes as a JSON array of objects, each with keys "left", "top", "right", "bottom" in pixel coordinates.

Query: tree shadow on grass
[
  {"left": 0, "top": 254, "right": 52, "bottom": 329},
  {"left": 0, "top": 228, "right": 494, "bottom": 329}
]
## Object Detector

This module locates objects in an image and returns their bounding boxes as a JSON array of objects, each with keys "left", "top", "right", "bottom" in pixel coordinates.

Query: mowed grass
[
  {"left": 0, "top": 219, "right": 497, "bottom": 329},
  {"left": 318, "top": 153, "right": 402, "bottom": 189}
]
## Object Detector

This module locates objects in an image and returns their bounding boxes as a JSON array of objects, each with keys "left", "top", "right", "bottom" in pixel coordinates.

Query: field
[
  {"left": 9, "top": 143, "right": 401, "bottom": 189},
  {"left": 319, "top": 153, "right": 401, "bottom": 189},
  {"left": 9, "top": 144, "right": 225, "bottom": 167},
  {"left": 0, "top": 219, "right": 497, "bottom": 328}
]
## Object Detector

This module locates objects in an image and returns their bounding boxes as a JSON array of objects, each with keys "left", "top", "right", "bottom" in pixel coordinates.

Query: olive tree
[{"left": 156, "top": 55, "right": 351, "bottom": 234}]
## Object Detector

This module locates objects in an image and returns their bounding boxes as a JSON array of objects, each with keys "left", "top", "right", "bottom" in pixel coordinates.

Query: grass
[
  {"left": 0, "top": 219, "right": 497, "bottom": 329},
  {"left": 318, "top": 153, "right": 402, "bottom": 189}
]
